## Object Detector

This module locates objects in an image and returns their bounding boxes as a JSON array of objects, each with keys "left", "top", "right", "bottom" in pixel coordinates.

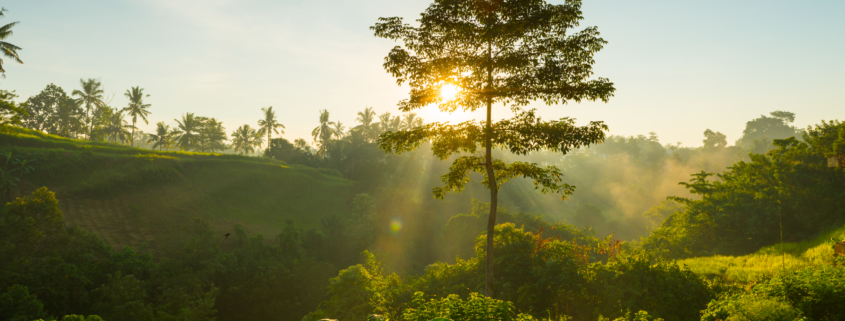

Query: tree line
[{"left": 3, "top": 80, "right": 429, "bottom": 156}]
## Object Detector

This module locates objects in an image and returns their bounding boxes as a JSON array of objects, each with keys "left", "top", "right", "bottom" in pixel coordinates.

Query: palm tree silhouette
[
  {"left": 104, "top": 109, "right": 132, "bottom": 144},
  {"left": 356, "top": 106, "right": 377, "bottom": 142},
  {"left": 122, "top": 86, "right": 151, "bottom": 148},
  {"left": 257, "top": 106, "right": 284, "bottom": 150},
  {"left": 231, "top": 124, "right": 261, "bottom": 155},
  {"left": 72, "top": 78, "right": 105, "bottom": 141},
  {"left": 401, "top": 112, "right": 423, "bottom": 130},
  {"left": 0, "top": 8, "right": 23, "bottom": 77},
  {"left": 333, "top": 121, "right": 346, "bottom": 139},
  {"left": 311, "top": 109, "right": 339, "bottom": 157},
  {"left": 174, "top": 113, "right": 199, "bottom": 151},
  {"left": 148, "top": 121, "right": 175, "bottom": 151}
]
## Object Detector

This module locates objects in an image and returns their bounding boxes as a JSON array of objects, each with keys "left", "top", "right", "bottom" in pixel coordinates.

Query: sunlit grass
[{"left": 678, "top": 225, "right": 845, "bottom": 283}]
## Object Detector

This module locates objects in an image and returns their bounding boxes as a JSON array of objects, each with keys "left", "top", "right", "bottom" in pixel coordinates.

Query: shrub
[
  {"left": 702, "top": 265, "right": 845, "bottom": 321},
  {"left": 402, "top": 291, "right": 535, "bottom": 321}
]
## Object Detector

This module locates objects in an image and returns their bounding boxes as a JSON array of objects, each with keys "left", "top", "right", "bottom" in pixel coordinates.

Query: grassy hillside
[
  {"left": 0, "top": 127, "right": 355, "bottom": 255},
  {"left": 678, "top": 224, "right": 845, "bottom": 283}
]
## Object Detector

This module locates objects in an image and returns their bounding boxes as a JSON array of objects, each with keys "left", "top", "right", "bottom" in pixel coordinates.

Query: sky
[{"left": 1, "top": 0, "right": 843, "bottom": 147}]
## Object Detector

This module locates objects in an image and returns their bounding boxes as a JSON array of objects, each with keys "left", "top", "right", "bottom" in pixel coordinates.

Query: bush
[
  {"left": 0, "top": 284, "right": 50, "bottom": 321},
  {"left": 402, "top": 291, "right": 535, "bottom": 321},
  {"left": 702, "top": 265, "right": 845, "bottom": 321}
]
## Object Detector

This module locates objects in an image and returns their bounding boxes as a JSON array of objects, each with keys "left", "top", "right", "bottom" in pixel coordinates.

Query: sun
[{"left": 440, "top": 83, "right": 460, "bottom": 101}]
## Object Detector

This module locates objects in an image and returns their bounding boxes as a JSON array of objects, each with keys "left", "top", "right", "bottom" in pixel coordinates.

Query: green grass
[
  {"left": 0, "top": 126, "right": 354, "bottom": 253},
  {"left": 677, "top": 225, "right": 845, "bottom": 283}
]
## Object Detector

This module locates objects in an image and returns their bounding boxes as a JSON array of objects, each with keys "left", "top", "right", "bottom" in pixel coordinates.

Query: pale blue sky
[{"left": 1, "top": 0, "right": 843, "bottom": 147}]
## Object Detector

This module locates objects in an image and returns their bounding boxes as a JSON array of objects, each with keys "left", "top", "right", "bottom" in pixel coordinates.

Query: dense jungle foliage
[
  {"left": 1, "top": 0, "right": 844, "bottom": 319},
  {"left": 1, "top": 108, "right": 844, "bottom": 320}
]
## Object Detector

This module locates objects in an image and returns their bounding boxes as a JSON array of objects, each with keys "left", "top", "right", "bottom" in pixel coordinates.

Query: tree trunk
[
  {"left": 131, "top": 119, "right": 136, "bottom": 147},
  {"left": 484, "top": 96, "right": 498, "bottom": 298},
  {"left": 86, "top": 105, "right": 91, "bottom": 141},
  {"left": 88, "top": 104, "right": 94, "bottom": 142},
  {"left": 484, "top": 43, "right": 497, "bottom": 297}
]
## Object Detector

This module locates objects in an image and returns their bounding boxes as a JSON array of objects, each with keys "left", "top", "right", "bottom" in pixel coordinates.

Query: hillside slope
[
  {"left": 678, "top": 224, "right": 845, "bottom": 283},
  {"left": 0, "top": 127, "right": 355, "bottom": 255}
]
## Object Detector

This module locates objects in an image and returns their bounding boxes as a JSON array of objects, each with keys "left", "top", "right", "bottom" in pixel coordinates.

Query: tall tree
[
  {"left": 257, "top": 106, "right": 285, "bottom": 150},
  {"left": 703, "top": 129, "right": 727, "bottom": 149},
  {"left": 148, "top": 121, "right": 177, "bottom": 151},
  {"left": 311, "top": 109, "right": 338, "bottom": 157},
  {"left": 174, "top": 113, "right": 199, "bottom": 151},
  {"left": 735, "top": 111, "right": 798, "bottom": 150},
  {"left": 50, "top": 98, "right": 84, "bottom": 138},
  {"left": 231, "top": 124, "right": 261, "bottom": 155},
  {"left": 377, "top": 112, "right": 393, "bottom": 133},
  {"left": 400, "top": 112, "right": 423, "bottom": 130},
  {"left": 356, "top": 107, "right": 378, "bottom": 142},
  {"left": 23, "top": 84, "right": 68, "bottom": 132},
  {"left": 71, "top": 78, "right": 105, "bottom": 141},
  {"left": 294, "top": 138, "right": 311, "bottom": 153},
  {"left": 357, "top": 107, "right": 376, "bottom": 127},
  {"left": 122, "top": 86, "right": 151, "bottom": 148},
  {"left": 197, "top": 117, "right": 227, "bottom": 152},
  {"left": 103, "top": 108, "right": 132, "bottom": 144},
  {"left": 333, "top": 121, "right": 347, "bottom": 139},
  {"left": 372, "top": 0, "right": 614, "bottom": 296},
  {"left": 0, "top": 90, "right": 26, "bottom": 127},
  {"left": 0, "top": 8, "right": 23, "bottom": 77}
]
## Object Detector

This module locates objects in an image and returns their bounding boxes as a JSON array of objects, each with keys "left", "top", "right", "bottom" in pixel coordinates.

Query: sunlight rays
[{"left": 440, "top": 83, "right": 460, "bottom": 101}]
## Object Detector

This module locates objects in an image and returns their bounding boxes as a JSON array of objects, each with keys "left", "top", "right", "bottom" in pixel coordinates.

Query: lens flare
[
  {"left": 389, "top": 218, "right": 403, "bottom": 235},
  {"left": 440, "top": 84, "right": 459, "bottom": 101}
]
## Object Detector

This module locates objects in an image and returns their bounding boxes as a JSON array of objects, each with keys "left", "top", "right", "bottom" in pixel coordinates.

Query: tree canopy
[{"left": 372, "top": 0, "right": 614, "bottom": 295}]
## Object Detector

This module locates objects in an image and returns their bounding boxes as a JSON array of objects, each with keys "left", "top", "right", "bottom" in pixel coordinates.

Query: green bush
[
  {"left": 311, "top": 224, "right": 714, "bottom": 321},
  {"left": 0, "top": 284, "right": 50, "bottom": 321},
  {"left": 702, "top": 265, "right": 845, "bottom": 321},
  {"left": 402, "top": 291, "right": 535, "bottom": 321}
]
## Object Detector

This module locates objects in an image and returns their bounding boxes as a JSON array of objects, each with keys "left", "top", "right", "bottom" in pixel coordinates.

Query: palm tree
[
  {"left": 174, "top": 113, "right": 200, "bottom": 151},
  {"left": 311, "top": 109, "right": 338, "bottom": 157},
  {"left": 356, "top": 106, "right": 377, "bottom": 142},
  {"left": 231, "top": 124, "right": 260, "bottom": 155},
  {"left": 104, "top": 108, "right": 132, "bottom": 144},
  {"left": 357, "top": 107, "right": 376, "bottom": 127},
  {"left": 148, "top": 121, "right": 175, "bottom": 151},
  {"left": 378, "top": 112, "right": 392, "bottom": 133},
  {"left": 333, "top": 121, "right": 347, "bottom": 139},
  {"left": 122, "top": 86, "right": 151, "bottom": 148},
  {"left": 0, "top": 8, "right": 23, "bottom": 77},
  {"left": 72, "top": 78, "right": 105, "bottom": 141},
  {"left": 401, "top": 112, "right": 423, "bottom": 130},
  {"left": 198, "top": 117, "right": 227, "bottom": 153},
  {"left": 257, "top": 106, "right": 284, "bottom": 150}
]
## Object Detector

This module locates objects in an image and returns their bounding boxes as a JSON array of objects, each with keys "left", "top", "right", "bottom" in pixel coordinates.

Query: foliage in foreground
[
  {"left": 307, "top": 224, "right": 714, "bottom": 321},
  {"left": 702, "top": 264, "right": 845, "bottom": 321},
  {"left": 0, "top": 187, "right": 337, "bottom": 321}
]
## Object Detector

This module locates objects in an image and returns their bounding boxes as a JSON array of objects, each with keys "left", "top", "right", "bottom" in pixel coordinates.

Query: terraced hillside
[
  {"left": 60, "top": 196, "right": 161, "bottom": 255},
  {"left": 0, "top": 127, "right": 355, "bottom": 256}
]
